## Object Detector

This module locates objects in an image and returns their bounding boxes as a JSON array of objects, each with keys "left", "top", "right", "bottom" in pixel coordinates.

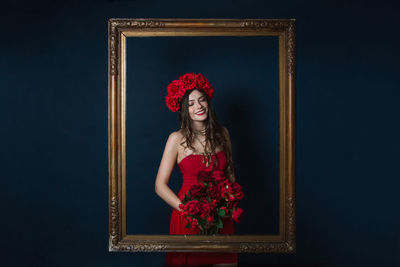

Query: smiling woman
[{"left": 155, "top": 73, "right": 238, "bottom": 266}]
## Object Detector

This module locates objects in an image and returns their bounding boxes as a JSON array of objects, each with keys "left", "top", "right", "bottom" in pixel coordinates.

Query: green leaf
[
  {"left": 216, "top": 218, "right": 223, "bottom": 229},
  {"left": 218, "top": 209, "right": 226, "bottom": 217},
  {"left": 185, "top": 223, "right": 192, "bottom": 229}
]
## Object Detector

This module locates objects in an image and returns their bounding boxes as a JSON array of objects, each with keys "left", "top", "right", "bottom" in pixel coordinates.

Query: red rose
[
  {"left": 201, "top": 201, "right": 212, "bottom": 216},
  {"left": 167, "top": 80, "right": 182, "bottom": 94},
  {"left": 228, "top": 182, "right": 244, "bottom": 201},
  {"left": 232, "top": 208, "right": 244, "bottom": 222},
  {"left": 212, "top": 170, "right": 226, "bottom": 182},
  {"left": 230, "top": 182, "right": 242, "bottom": 194},
  {"left": 181, "top": 73, "right": 197, "bottom": 89},
  {"left": 209, "top": 185, "right": 221, "bottom": 201},
  {"left": 191, "top": 218, "right": 198, "bottom": 228},
  {"left": 165, "top": 79, "right": 185, "bottom": 112},
  {"left": 220, "top": 181, "right": 232, "bottom": 198},
  {"left": 188, "top": 184, "right": 206, "bottom": 198},
  {"left": 234, "top": 191, "right": 244, "bottom": 201},
  {"left": 207, "top": 216, "right": 214, "bottom": 223},
  {"left": 186, "top": 200, "right": 201, "bottom": 215}
]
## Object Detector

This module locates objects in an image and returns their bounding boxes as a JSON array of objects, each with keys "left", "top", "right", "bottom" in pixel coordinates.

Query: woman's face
[{"left": 188, "top": 89, "right": 208, "bottom": 122}]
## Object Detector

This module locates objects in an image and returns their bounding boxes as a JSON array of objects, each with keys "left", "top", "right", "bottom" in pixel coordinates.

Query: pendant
[{"left": 202, "top": 153, "right": 210, "bottom": 167}]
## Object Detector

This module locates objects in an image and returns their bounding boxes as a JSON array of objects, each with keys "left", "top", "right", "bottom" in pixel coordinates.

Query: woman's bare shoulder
[{"left": 167, "top": 130, "right": 184, "bottom": 146}]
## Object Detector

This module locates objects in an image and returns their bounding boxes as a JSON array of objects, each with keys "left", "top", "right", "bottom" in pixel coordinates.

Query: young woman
[{"left": 155, "top": 73, "right": 238, "bottom": 267}]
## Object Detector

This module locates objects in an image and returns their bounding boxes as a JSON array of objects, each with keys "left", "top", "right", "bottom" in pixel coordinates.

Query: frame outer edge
[{"left": 108, "top": 18, "right": 297, "bottom": 253}]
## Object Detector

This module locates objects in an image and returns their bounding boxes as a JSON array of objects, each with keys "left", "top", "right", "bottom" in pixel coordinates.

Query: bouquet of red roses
[{"left": 179, "top": 170, "right": 244, "bottom": 235}]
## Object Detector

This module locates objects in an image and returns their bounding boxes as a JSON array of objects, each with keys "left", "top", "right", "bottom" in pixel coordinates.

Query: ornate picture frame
[{"left": 108, "top": 18, "right": 296, "bottom": 253}]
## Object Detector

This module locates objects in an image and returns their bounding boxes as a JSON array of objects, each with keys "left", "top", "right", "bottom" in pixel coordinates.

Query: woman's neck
[{"left": 191, "top": 121, "right": 206, "bottom": 134}]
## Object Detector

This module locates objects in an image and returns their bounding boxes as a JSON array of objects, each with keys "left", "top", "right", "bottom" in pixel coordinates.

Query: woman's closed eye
[{"left": 189, "top": 97, "right": 206, "bottom": 106}]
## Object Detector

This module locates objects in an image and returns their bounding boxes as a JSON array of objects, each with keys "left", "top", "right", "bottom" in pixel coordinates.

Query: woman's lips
[{"left": 196, "top": 110, "right": 206, "bottom": 115}]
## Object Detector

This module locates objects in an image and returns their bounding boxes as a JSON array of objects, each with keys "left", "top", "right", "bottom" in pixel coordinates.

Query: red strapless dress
[{"left": 165, "top": 150, "right": 238, "bottom": 266}]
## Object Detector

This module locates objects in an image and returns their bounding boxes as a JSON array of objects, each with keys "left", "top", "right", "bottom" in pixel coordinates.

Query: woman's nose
[{"left": 195, "top": 101, "right": 203, "bottom": 109}]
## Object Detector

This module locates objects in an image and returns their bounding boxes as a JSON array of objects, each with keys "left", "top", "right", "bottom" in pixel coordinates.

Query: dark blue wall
[
  {"left": 125, "top": 36, "right": 280, "bottom": 236},
  {"left": 2, "top": 0, "right": 399, "bottom": 266}
]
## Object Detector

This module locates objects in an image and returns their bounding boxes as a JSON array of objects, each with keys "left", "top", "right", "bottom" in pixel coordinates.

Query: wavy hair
[{"left": 178, "top": 88, "right": 235, "bottom": 182}]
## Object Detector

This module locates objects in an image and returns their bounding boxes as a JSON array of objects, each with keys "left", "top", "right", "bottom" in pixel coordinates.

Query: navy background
[
  {"left": 1, "top": 0, "right": 399, "bottom": 266},
  {"left": 125, "top": 36, "right": 279, "bottom": 235}
]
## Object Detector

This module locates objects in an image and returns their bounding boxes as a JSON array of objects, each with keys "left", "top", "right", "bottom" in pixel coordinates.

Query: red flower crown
[{"left": 165, "top": 73, "right": 215, "bottom": 112}]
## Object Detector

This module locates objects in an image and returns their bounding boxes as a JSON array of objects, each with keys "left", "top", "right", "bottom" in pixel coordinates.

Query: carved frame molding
[{"left": 108, "top": 18, "right": 296, "bottom": 253}]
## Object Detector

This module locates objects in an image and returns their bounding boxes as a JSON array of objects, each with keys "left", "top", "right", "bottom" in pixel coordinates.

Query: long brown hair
[{"left": 178, "top": 88, "right": 235, "bottom": 182}]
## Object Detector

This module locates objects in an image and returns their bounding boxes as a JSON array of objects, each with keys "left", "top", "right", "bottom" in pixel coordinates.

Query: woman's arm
[
  {"left": 155, "top": 131, "right": 182, "bottom": 211},
  {"left": 223, "top": 127, "right": 236, "bottom": 182}
]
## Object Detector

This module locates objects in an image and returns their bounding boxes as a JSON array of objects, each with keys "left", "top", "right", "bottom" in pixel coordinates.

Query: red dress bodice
[{"left": 176, "top": 150, "right": 227, "bottom": 200}]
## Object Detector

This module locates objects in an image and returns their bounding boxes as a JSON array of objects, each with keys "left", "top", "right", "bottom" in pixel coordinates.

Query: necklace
[
  {"left": 193, "top": 128, "right": 206, "bottom": 136},
  {"left": 194, "top": 134, "right": 212, "bottom": 167}
]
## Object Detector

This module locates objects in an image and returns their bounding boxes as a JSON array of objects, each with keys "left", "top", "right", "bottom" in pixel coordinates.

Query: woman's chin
[{"left": 191, "top": 115, "right": 208, "bottom": 121}]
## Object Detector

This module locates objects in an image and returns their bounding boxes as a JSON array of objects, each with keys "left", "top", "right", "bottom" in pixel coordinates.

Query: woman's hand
[{"left": 178, "top": 203, "right": 183, "bottom": 212}]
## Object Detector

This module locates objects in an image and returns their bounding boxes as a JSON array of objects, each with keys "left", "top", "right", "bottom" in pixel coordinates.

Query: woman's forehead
[{"left": 188, "top": 89, "right": 204, "bottom": 100}]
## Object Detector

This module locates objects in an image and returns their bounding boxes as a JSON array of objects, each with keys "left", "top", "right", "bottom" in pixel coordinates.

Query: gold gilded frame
[{"left": 108, "top": 18, "right": 296, "bottom": 253}]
